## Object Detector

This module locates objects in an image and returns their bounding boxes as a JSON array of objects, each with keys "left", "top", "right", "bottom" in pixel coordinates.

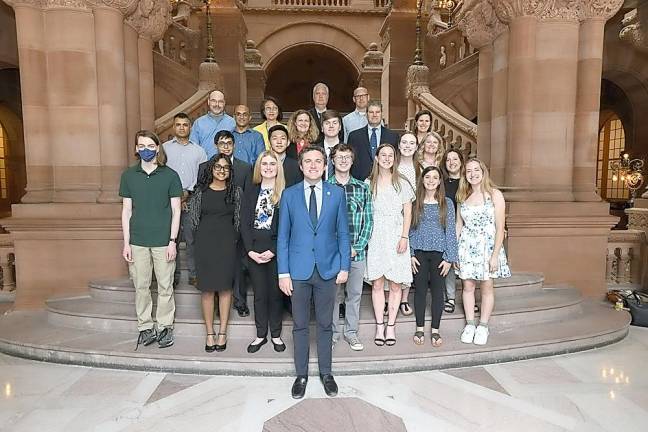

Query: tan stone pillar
[
  {"left": 124, "top": 21, "right": 140, "bottom": 163},
  {"left": 138, "top": 36, "right": 155, "bottom": 129},
  {"left": 490, "top": 33, "right": 509, "bottom": 184},
  {"left": 574, "top": 2, "right": 624, "bottom": 201},
  {"left": 93, "top": 3, "right": 131, "bottom": 203},
  {"left": 9, "top": 1, "right": 53, "bottom": 203},
  {"left": 44, "top": 2, "right": 101, "bottom": 202}
]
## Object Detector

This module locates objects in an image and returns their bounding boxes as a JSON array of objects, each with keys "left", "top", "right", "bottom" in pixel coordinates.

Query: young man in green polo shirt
[{"left": 120, "top": 130, "right": 183, "bottom": 349}]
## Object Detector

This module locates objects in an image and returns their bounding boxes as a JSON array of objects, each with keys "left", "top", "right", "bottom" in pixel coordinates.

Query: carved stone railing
[
  {"left": 429, "top": 25, "right": 475, "bottom": 73},
  {"left": 273, "top": 0, "right": 351, "bottom": 5},
  {"left": 242, "top": 0, "right": 389, "bottom": 11},
  {"left": 607, "top": 229, "right": 646, "bottom": 289},
  {"left": 156, "top": 21, "right": 201, "bottom": 71},
  {"left": 154, "top": 61, "right": 224, "bottom": 141},
  {"left": 406, "top": 64, "right": 477, "bottom": 157},
  {"left": 0, "top": 233, "right": 15, "bottom": 292}
]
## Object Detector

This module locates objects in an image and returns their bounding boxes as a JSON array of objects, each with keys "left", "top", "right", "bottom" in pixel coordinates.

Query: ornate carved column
[
  {"left": 573, "top": 0, "right": 624, "bottom": 201},
  {"left": 5, "top": 0, "right": 54, "bottom": 203},
  {"left": 360, "top": 43, "right": 384, "bottom": 104},
  {"left": 89, "top": 0, "right": 138, "bottom": 203},
  {"left": 244, "top": 40, "right": 265, "bottom": 115},
  {"left": 123, "top": 20, "right": 140, "bottom": 163},
  {"left": 126, "top": 0, "right": 172, "bottom": 130}
]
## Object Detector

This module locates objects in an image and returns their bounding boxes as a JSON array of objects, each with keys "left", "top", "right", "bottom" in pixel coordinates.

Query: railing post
[{"left": 0, "top": 251, "right": 15, "bottom": 292}]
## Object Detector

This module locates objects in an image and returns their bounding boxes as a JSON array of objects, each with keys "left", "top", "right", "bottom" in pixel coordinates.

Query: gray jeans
[{"left": 332, "top": 260, "right": 365, "bottom": 339}]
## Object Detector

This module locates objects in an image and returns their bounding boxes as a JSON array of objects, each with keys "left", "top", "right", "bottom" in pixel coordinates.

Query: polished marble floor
[{"left": 1, "top": 327, "right": 648, "bottom": 432}]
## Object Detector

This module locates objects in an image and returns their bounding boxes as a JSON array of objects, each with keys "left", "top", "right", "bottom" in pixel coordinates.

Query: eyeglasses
[
  {"left": 334, "top": 155, "right": 353, "bottom": 162},
  {"left": 264, "top": 106, "right": 279, "bottom": 112},
  {"left": 354, "top": 94, "right": 369, "bottom": 98},
  {"left": 213, "top": 165, "right": 231, "bottom": 172},
  {"left": 234, "top": 113, "right": 250, "bottom": 117},
  {"left": 217, "top": 140, "right": 234, "bottom": 147}
]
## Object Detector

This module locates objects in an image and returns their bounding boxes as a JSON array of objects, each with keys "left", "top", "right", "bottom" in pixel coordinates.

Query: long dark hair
[
  {"left": 412, "top": 166, "right": 447, "bottom": 229},
  {"left": 198, "top": 154, "right": 236, "bottom": 204}
]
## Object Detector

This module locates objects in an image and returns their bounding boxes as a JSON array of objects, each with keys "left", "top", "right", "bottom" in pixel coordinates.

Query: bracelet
[{"left": 401, "top": 236, "right": 409, "bottom": 240}]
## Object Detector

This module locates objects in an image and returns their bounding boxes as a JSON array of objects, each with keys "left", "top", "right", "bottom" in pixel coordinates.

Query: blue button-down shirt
[
  {"left": 162, "top": 138, "right": 207, "bottom": 191},
  {"left": 189, "top": 112, "right": 236, "bottom": 158},
  {"left": 342, "top": 110, "right": 368, "bottom": 142},
  {"left": 232, "top": 128, "right": 266, "bottom": 165}
]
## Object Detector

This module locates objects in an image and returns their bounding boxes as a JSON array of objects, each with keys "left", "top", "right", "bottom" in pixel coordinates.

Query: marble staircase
[{"left": 0, "top": 271, "right": 630, "bottom": 376}]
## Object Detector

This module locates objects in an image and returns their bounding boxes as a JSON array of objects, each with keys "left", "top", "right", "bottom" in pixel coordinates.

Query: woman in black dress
[
  {"left": 190, "top": 154, "right": 241, "bottom": 352},
  {"left": 240, "top": 150, "right": 286, "bottom": 353}
]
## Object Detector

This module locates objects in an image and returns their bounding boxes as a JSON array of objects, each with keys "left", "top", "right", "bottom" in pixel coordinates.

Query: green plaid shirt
[{"left": 327, "top": 174, "right": 373, "bottom": 261}]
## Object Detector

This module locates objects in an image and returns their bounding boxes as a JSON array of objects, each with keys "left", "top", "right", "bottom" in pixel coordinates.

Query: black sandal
[
  {"left": 431, "top": 332, "right": 443, "bottom": 347},
  {"left": 215, "top": 332, "right": 227, "bottom": 352},
  {"left": 205, "top": 333, "right": 217, "bottom": 353},
  {"left": 474, "top": 304, "right": 480, "bottom": 313},
  {"left": 444, "top": 299, "right": 455, "bottom": 313},
  {"left": 413, "top": 330, "right": 425, "bottom": 345},
  {"left": 385, "top": 323, "right": 396, "bottom": 346},
  {"left": 399, "top": 302, "right": 413, "bottom": 316},
  {"left": 374, "top": 321, "right": 385, "bottom": 346}
]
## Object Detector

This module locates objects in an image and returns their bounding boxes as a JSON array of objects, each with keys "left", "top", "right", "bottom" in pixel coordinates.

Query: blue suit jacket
[{"left": 277, "top": 181, "right": 351, "bottom": 281}]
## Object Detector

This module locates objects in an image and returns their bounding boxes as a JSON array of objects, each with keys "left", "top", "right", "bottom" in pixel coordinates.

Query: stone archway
[{"left": 264, "top": 43, "right": 359, "bottom": 112}]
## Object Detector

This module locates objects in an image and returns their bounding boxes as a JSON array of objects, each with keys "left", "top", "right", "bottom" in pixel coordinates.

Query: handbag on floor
[{"left": 624, "top": 291, "right": 648, "bottom": 327}]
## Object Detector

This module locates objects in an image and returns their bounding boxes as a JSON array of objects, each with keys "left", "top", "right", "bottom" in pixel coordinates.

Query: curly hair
[{"left": 197, "top": 154, "right": 236, "bottom": 204}]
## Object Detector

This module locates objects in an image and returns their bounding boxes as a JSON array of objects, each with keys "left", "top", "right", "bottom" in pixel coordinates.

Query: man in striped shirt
[{"left": 326, "top": 144, "right": 373, "bottom": 351}]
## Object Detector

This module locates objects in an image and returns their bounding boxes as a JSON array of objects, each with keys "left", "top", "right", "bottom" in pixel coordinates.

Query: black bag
[{"left": 625, "top": 291, "right": 648, "bottom": 327}]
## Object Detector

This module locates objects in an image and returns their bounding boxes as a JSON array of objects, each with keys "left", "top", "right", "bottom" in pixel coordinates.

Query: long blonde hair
[
  {"left": 416, "top": 131, "right": 446, "bottom": 168},
  {"left": 252, "top": 151, "right": 285, "bottom": 206},
  {"left": 411, "top": 166, "right": 447, "bottom": 229},
  {"left": 456, "top": 158, "right": 497, "bottom": 203},
  {"left": 287, "top": 110, "right": 319, "bottom": 143},
  {"left": 368, "top": 143, "right": 404, "bottom": 198}
]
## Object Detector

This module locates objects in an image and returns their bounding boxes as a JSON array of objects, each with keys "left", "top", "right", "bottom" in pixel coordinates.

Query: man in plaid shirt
[{"left": 327, "top": 143, "right": 373, "bottom": 351}]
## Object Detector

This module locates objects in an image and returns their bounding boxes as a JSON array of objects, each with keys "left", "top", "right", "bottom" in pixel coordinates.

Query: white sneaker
[
  {"left": 460, "top": 324, "right": 476, "bottom": 344},
  {"left": 473, "top": 325, "right": 489, "bottom": 345},
  {"left": 346, "top": 336, "right": 364, "bottom": 351}
]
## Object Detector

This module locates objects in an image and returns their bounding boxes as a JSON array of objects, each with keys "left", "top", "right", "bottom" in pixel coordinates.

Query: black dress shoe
[
  {"left": 235, "top": 304, "right": 250, "bottom": 317},
  {"left": 291, "top": 376, "right": 308, "bottom": 399},
  {"left": 247, "top": 338, "right": 267, "bottom": 354},
  {"left": 215, "top": 333, "right": 227, "bottom": 352},
  {"left": 205, "top": 333, "right": 217, "bottom": 353},
  {"left": 271, "top": 339, "right": 286, "bottom": 352},
  {"left": 320, "top": 374, "right": 338, "bottom": 397},
  {"left": 339, "top": 303, "right": 346, "bottom": 319}
]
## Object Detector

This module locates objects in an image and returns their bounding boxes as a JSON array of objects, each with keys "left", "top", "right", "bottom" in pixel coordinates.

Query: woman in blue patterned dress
[{"left": 456, "top": 158, "right": 510, "bottom": 346}]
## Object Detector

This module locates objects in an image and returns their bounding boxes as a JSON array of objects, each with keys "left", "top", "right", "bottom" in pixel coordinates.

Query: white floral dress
[
  {"left": 365, "top": 179, "right": 415, "bottom": 284},
  {"left": 458, "top": 197, "right": 511, "bottom": 281}
]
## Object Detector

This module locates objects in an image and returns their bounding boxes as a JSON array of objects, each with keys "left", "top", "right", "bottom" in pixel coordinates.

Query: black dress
[{"left": 194, "top": 188, "right": 237, "bottom": 292}]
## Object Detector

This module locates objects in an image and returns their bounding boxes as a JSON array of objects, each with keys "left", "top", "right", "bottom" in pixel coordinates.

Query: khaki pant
[{"left": 130, "top": 245, "right": 176, "bottom": 331}]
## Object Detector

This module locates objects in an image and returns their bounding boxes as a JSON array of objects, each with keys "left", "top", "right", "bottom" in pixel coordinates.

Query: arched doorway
[{"left": 264, "top": 44, "right": 358, "bottom": 113}]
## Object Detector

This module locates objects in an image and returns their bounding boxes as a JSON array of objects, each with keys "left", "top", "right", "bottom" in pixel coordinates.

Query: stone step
[
  {"left": 0, "top": 299, "right": 630, "bottom": 376},
  {"left": 46, "top": 287, "right": 582, "bottom": 337},
  {"left": 88, "top": 272, "right": 545, "bottom": 305}
]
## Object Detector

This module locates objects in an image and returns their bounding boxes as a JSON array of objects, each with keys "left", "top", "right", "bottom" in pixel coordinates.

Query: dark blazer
[
  {"left": 240, "top": 183, "right": 279, "bottom": 255},
  {"left": 348, "top": 125, "right": 400, "bottom": 180},
  {"left": 282, "top": 156, "right": 303, "bottom": 187},
  {"left": 308, "top": 107, "right": 345, "bottom": 143},
  {"left": 197, "top": 157, "right": 251, "bottom": 191}
]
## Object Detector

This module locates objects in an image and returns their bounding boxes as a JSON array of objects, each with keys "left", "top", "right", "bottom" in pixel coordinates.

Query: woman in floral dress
[{"left": 456, "top": 158, "right": 510, "bottom": 346}]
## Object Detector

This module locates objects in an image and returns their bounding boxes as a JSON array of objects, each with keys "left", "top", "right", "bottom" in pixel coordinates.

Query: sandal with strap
[
  {"left": 374, "top": 321, "right": 386, "bottom": 346},
  {"left": 215, "top": 332, "right": 227, "bottom": 352},
  {"left": 474, "top": 304, "right": 480, "bottom": 313},
  {"left": 385, "top": 323, "right": 397, "bottom": 346},
  {"left": 399, "top": 302, "right": 413, "bottom": 316},
  {"left": 205, "top": 333, "right": 217, "bottom": 353},
  {"left": 444, "top": 299, "right": 456, "bottom": 313},
  {"left": 431, "top": 332, "right": 443, "bottom": 347},
  {"left": 413, "top": 329, "right": 425, "bottom": 345}
]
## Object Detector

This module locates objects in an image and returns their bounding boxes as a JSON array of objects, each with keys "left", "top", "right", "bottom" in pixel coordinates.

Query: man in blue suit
[{"left": 277, "top": 145, "right": 351, "bottom": 399}]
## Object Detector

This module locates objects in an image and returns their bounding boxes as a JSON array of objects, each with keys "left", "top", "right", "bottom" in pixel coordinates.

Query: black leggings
[{"left": 413, "top": 250, "right": 445, "bottom": 329}]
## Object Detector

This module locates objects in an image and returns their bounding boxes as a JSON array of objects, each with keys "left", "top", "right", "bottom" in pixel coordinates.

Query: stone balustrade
[
  {"left": 607, "top": 229, "right": 646, "bottom": 289},
  {"left": 242, "top": 0, "right": 389, "bottom": 10},
  {"left": 405, "top": 64, "right": 477, "bottom": 158},
  {"left": 273, "top": 0, "right": 350, "bottom": 6},
  {"left": 0, "top": 234, "right": 15, "bottom": 292},
  {"left": 431, "top": 25, "right": 474, "bottom": 72}
]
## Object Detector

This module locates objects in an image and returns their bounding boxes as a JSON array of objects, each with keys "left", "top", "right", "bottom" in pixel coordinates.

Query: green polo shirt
[{"left": 119, "top": 163, "right": 183, "bottom": 247}]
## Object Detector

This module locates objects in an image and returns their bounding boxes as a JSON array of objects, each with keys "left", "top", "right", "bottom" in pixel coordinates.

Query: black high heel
[
  {"left": 374, "top": 321, "right": 385, "bottom": 346},
  {"left": 205, "top": 333, "right": 217, "bottom": 353},
  {"left": 385, "top": 323, "right": 396, "bottom": 346},
  {"left": 215, "top": 332, "right": 227, "bottom": 352}
]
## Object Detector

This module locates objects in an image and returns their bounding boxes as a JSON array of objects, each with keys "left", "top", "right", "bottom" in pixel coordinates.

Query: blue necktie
[
  {"left": 309, "top": 185, "right": 318, "bottom": 227},
  {"left": 370, "top": 127, "right": 378, "bottom": 159}
]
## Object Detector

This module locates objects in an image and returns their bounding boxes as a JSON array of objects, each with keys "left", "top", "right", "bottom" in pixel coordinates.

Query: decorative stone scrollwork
[
  {"left": 244, "top": 40, "right": 263, "bottom": 68},
  {"left": 457, "top": 0, "right": 506, "bottom": 48},
  {"left": 580, "top": 0, "right": 624, "bottom": 20},
  {"left": 406, "top": 64, "right": 431, "bottom": 99},
  {"left": 539, "top": 0, "right": 580, "bottom": 22},
  {"left": 362, "top": 43, "right": 383, "bottom": 70},
  {"left": 126, "top": 0, "right": 172, "bottom": 41},
  {"left": 85, "top": 0, "right": 138, "bottom": 15},
  {"left": 620, "top": 7, "right": 648, "bottom": 54},
  {"left": 489, "top": 0, "right": 554, "bottom": 24}
]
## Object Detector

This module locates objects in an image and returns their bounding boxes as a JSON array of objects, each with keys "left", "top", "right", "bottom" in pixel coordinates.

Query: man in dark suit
[
  {"left": 308, "top": 82, "right": 344, "bottom": 143},
  {"left": 268, "top": 124, "right": 303, "bottom": 187},
  {"left": 277, "top": 145, "right": 351, "bottom": 399},
  {"left": 347, "top": 100, "right": 399, "bottom": 180},
  {"left": 197, "top": 130, "right": 252, "bottom": 317}
]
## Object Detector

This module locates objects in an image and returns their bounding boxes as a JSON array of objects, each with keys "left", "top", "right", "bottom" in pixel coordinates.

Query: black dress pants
[
  {"left": 413, "top": 250, "right": 445, "bottom": 329},
  {"left": 247, "top": 229, "right": 282, "bottom": 339}
]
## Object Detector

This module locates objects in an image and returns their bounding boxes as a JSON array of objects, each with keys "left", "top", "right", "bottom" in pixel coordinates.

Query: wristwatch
[{"left": 169, "top": 238, "right": 177, "bottom": 243}]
